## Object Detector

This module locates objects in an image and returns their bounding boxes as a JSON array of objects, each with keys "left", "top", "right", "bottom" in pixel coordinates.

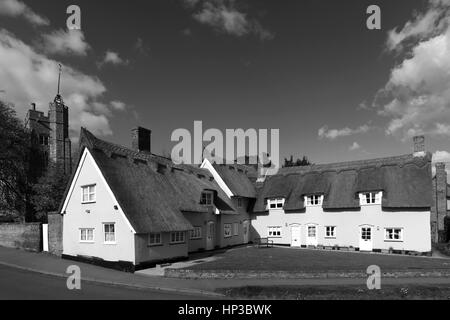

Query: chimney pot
[
  {"left": 413, "top": 135, "right": 425, "bottom": 156},
  {"left": 31, "top": 103, "right": 36, "bottom": 111},
  {"left": 131, "top": 127, "right": 151, "bottom": 153}
]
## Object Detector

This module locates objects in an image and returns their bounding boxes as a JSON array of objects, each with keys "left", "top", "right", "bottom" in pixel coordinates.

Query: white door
[
  {"left": 359, "top": 227, "right": 373, "bottom": 251},
  {"left": 291, "top": 226, "right": 301, "bottom": 247},
  {"left": 306, "top": 225, "right": 318, "bottom": 246},
  {"left": 206, "top": 222, "right": 215, "bottom": 250},
  {"left": 243, "top": 220, "right": 250, "bottom": 243}
]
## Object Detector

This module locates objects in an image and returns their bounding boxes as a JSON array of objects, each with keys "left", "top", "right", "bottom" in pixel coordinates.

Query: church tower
[
  {"left": 25, "top": 64, "right": 72, "bottom": 175},
  {"left": 49, "top": 93, "right": 72, "bottom": 175}
]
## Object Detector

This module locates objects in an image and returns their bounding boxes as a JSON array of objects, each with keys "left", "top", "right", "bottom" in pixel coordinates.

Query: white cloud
[
  {"left": 0, "top": 0, "right": 49, "bottom": 26},
  {"left": 349, "top": 142, "right": 361, "bottom": 151},
  {"left": 39, "top": 29, "right": 90, "bottom": 56},
  {"left": 110, "top": 100, "right": 126, "bottom": 111},
  {"left": 318, "top": 124, "right": 370, "bottom": 140},
  {"left": 99, "top": 50, "right": 129, "bottom": 67},
  {"left": 134, "top": 38, "right": 150, "bottom": 55},
  {"left": 184, "top": 0, "right": 274, "bottom": 40},
  {"left": 386, "top": 0, "right": 450, "bottom": 51},
  {"left": 375, "top": 0, "right": 450, "bottom": 140},
  {"left": 0, "top": 29, "right": 119, "bottom": 138}
]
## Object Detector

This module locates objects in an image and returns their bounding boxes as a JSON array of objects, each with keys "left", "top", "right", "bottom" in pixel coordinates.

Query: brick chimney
[
  {"left": 432, "top": 162, "right": 448, "bottom": 243},
  {"left": 413, "top": 135, "right": 426, "bottom": 157},
  {"left": 131, "top": 127, "right": 151, "bottom": 153}
]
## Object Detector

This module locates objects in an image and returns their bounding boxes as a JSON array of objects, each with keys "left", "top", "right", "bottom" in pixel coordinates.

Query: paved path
[{"left": 0, "top": 264, "right": 205, "bottom": 300}]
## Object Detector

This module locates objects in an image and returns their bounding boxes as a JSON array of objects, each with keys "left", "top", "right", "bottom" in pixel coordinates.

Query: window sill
[
  {"left": 360, "top": 203, "right": 381, "bottom": 206},
  {"left": 224, "top": 235, "right": 232, "bottom": 238},
  {"left": 103, "top": 242, "right": 117, "bottom": 245},
  {"left": 148, "top": 243, "right": 163, "bottom": 247},
  {"left": 79, "top": 241, "right": 94, "bottom": 244},
  {"left": 169, "top": 242, "right": 186, "bottom": 245},
  {"left": 190, "top": 238, "right": 202, "bottom": 240},
  {"left": 81, "top": 201, "right": 96, "bottom": 205},
  {"left": 384, "top": 240, "right": 403, "bottom": 242},
  {"left": 324, "top": 237, "right": 336, "bottom": 239}
]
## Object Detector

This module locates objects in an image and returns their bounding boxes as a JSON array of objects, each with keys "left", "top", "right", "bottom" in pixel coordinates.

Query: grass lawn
[
  {"left": 186, "top": 246, "right": 450, "bottom": 272},
  {"left": 218, "top": 285, "right": 450, "bottom": 300}
]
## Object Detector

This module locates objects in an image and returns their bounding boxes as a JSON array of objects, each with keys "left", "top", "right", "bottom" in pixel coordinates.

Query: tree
[
  {"left": 31, "top": 164, "right": 70, "bottom": 221},
  {"left": 0, "top": 101, "right": 32, "bottom": 218},
  {"left": 283, "top": 155, "right": 312, "bottom": 168}
]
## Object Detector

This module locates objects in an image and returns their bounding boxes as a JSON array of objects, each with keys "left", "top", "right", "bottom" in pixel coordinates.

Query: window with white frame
[
  {"left": 305, "top": 195, "right": 323, "bottom": 206},
  {"left": 170, "top": 231, "right": 185, "bottom": 244},
  {"left": 103, "top": 223, "right": 116, "bottom": 244},
  {"left": 268, "top": 226, "right": 282, "bottom": 237},
  {"left": 190, "top": 227, "right": 202, "bottom": 240},
  {"left": 224, "top": 224, "right": 232, "bottom": 238},
  {"left": 325, "top": 226, "right": 336, "bottom": 238},
  {"left": 237, "top": 198, "right": 243, "bottom": 208},
  {"left": 233, "top": 222, "right": 239, "bottom": 236},
  {"left": 81, "top": 185, "right": 96, "bottom": 203},
  {"left": 200, "top": 191, "right": 213, "bottom": 205},
  {"left": 359, "top": 191, "right": 382, "bottom": 205},
  {"left": 266, "top": 198, "right": 285, "bottom": 210},
  {"left": 148, "top": 233, "right": 162, "bottom": 246},
  {"left": 307, "top": 226, "right": 316, "bottom": 237},
  {"left": 385, "top": 228, "right": 403, "bottom": 241},
  {"left": 80, "top": 228, "right": 94, "bottom": 242}
]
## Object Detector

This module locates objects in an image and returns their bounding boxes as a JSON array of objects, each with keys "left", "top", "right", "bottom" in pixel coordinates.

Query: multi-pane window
[
  {"left": 200, "top": 191, "right": 213, "bottom": 205},
  {"left": 233, "top": 222, "right": 239, "bottom": 236},
  {"left": 268, "top": 226, "right": 282, "bottom": 237},
  {"left": 325, "top": 226, "right": 336, "bottom": 238},
  {"left": 190, "top": 227, "right": 202, "bottom": 240},
  {"left": 361, "top": 227, "right": 372, "bottom": 240},
  {"left": 148, "top": 233, "right": 162, "bottom": 246},
  {"left": 103, "top": 223, "right": 115, "bottom": 243},
  {"left": 170, "top": 231, "right": 185, "bottom": 244},
  {"left": 308, "top": 226, "right": 316, "bottom": 238},
  {"left": 266, "top": 198, "right": 285, "bottom": 210},
  {"left": 385, "top": 228, "right": 403, "bottom": 241},
  {"left": 305, "top": 195, "right": 323, "bottom": 206},
  {"left": 80, "top": 228, "right": 94, "bottom": 242},
  {"left": 224, "top": 224, "right": 232, "bottom": 238},
  {"left": 360, "top": 192, "right": 382, "bottom": 205},
  {"left": 82, "top": 185, "right": 96, "bottom": 203}
]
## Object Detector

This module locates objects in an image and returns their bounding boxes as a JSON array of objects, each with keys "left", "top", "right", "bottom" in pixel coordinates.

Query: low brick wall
[
  {"left": 164, "top": 268, "right": 450, "bottom": 279},
  {"left": 0, "top": 223, "right": 42, "bottom": 251},
  {"left": 48, "top": 213, "right": 63, "bottom": 256}
]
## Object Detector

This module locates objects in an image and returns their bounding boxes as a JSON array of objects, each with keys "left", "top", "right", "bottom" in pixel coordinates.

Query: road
[{"left": 0, "top": 265, "right": 211, "bottom": 300}]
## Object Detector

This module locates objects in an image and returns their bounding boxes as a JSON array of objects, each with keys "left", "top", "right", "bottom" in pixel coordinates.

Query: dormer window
[
  {"left": 266, "top": 198, "right": 285, "bottom": 210},
  {"left": 200, "top": 191, "right": 214, "bottom": 205},
  {"left": 359, "top": 191, "right": 382, "bottom": 206},
  {"left": 305, "top": 195, "right": 323, "bottom": 207}
]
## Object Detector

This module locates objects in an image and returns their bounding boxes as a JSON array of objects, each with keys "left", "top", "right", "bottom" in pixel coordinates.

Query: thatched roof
[
  {"left": 254, "top": 153, "right": 432, "bottom": 212},
  {"left": 212, "top": 164, "right": 257, "bottom": 198},
  {"left": 67, "top": 128, "right": 236, "bottom": 233}
]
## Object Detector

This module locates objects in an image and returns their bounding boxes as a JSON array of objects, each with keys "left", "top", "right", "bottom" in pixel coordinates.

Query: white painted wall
[
  {"left": 252, "top": 205, "right": 431, "bottom": 252},
  {"left": 61, "top": 149, "right": 136, "bottom": 263}
]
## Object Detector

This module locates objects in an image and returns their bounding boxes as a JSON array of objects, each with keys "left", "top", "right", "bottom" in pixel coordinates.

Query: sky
[{"left": 1, "top": 0, "right": 450, "bottom": 167}]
